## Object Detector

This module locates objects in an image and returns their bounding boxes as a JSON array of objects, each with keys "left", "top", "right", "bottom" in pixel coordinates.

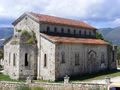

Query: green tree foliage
[
  {"left": 96, "top": 32, "right": 104, "bottom": 40},
  {"left": 21, "top": 30, "right": 37, "bottom": 44}
]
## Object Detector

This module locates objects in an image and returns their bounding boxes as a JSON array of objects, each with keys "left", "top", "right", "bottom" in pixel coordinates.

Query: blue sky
[{"left": 0, "top": 0, "right": 120, "bottom": 28}]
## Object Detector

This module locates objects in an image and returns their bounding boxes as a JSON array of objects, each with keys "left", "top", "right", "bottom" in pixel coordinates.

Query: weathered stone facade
[{"left": 4, "top": 12, "right": 117, "bottom": 81}]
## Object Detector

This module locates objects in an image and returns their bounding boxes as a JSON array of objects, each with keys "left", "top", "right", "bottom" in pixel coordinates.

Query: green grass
[
  {"left": 0, "top": 73, "right": 12, "bottom": 81},
  {"left": 0, "top": 73, "right": 25, "bottom": 82},
  {"left": 1, "top": 70, "right": 120, "bottom": 83},
  {"left": 70, "top": 70, "right": 120, "bottom": 82}
]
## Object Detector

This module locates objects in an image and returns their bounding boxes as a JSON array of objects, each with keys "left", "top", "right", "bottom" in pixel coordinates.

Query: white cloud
[
  {"left": 44, "top": 0, "right": 105, "bottom": 18},
  {"left": 112, "top": 18, "right": 120, "bottom": 26},
  {"left": 0, "top": 0, "right": 49, "bottom": 18},
  {"left": 1, "top": 0, "right": 120, "bottom": 27},
  {"left": 0, "top": 0, "right": 105, "bottom": 18}
]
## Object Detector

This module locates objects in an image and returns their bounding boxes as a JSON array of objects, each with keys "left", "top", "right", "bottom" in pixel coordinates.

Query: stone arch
[{"left": 87, "top": 50, "right": 97, "bottom": 73}]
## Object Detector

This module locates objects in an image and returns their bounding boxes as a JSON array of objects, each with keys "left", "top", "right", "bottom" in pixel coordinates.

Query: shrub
[{"left": 21, "top": 30, "right": 36, "bottom": 44}]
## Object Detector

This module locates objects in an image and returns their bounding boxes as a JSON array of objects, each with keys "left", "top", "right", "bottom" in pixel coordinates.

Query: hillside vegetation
[
  {"left": 98, "top": 26, "right": 120, "bottom": 45},
  {"left": 0, "top": 48, "right": 3, "bottom": 59}
]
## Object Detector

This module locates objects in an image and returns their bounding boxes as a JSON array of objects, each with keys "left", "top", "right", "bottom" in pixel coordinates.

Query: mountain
[
  {"left": 0, "top": 27, "right": 13, "bottom": 47},
  {"left": 98, "top": 26, "right": 120, "bottom": 45},
  {"left": 0, "top": 26, "right": 120, "bottom": 46}
]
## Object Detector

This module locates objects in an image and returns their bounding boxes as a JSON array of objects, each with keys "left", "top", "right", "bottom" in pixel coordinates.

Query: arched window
[
  {"left": 61, "top": 51, "right": 65, "bottom": 63},
  {"left": 25, "top": 53, "right": 28, "bottom": 66},
  {"left": 47, "top": 26, "right": 50, "bottom": 32},
  {"left": 44, "top": 54, "right": 47, "bottom": 67},
  {"left": 13, "top": 53, "right": 16, "bottom": 66},
  {"left": 61, "top": 28, "right": 64, "bottom": 33},
  {"left": 75, "top": 53, "right": 79, "bottom": 65},
  {"left": 54, "top": 27, "right": 57, "bottom": 33}
]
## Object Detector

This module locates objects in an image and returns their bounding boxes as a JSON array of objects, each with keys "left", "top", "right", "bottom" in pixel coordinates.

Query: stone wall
[
  {"left": 4, "top": 42, "right": 20, "bottom": 79},
  {"left": 0, "top": 81, "right": 107, "bottom": 90},
  {"left": 39, "top": 36, "right": 56, "bottom": 81},
  {"left": 55, "top": 44, "right": 109, "bottom": 79},
  {"left": 4, "top": 40, "right": 37, "bottom": 80}
]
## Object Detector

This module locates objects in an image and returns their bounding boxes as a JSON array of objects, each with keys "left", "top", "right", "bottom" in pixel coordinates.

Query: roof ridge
[{"left": 28, "top": 12, "right": 96, "bottom": 30}]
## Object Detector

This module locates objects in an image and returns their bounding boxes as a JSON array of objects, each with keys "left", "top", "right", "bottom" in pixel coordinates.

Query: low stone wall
[
  {"left": 0, "top": 81, "right": 26, "bottom": 90},
  {"left": 0, "top": 81, "right": 107, "bottom": 90}
]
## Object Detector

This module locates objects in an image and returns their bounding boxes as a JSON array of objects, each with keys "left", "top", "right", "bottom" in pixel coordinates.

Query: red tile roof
[
  {"left": 41, "top": 33, "right": 109, "bottom": 45},
  {"left": 28, "top": 12, "right": 96, "bottom": 30}
]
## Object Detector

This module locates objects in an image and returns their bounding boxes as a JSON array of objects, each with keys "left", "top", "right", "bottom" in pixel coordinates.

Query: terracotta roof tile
[
  {"left": 28, "top": 12, "right": 96, "bottom": 30},
  {"left": 41, "top": 33, "right": 109, "bottom": 45}
]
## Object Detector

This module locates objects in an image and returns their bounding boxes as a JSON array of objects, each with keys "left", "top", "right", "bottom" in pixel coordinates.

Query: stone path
[{"left": 86, "top": 76, "right": 120, "bottom": 84}]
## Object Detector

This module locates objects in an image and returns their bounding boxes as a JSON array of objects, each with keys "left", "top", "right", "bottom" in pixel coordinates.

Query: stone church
[{"left": 4, "top": 12, "right": 117, "bottom": 81}]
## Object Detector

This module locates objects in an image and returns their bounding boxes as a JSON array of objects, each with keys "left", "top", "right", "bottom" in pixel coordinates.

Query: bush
[{"left": 21, "top": 30, "right": 37, "bottom": 44}]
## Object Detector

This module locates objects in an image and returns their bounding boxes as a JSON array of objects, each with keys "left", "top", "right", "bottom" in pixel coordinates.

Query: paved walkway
[{"left": 86, "top": 76, "right": 120, "bottom": 84}]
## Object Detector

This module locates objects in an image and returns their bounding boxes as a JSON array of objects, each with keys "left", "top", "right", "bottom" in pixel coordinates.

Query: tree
[{"left": 96, "top": 32, "right": 104, "bottom": 40}]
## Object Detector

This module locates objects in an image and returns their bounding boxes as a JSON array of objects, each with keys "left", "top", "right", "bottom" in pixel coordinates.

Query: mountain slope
[
  {"left": 98, "top": 27, "right": 120, "bottom": 45},
  {"left": 0, "top": 27, "right": 13, "bottom": 47}
]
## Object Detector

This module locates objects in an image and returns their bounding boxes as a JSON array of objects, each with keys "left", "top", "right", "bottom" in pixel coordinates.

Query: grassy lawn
[
  {"left": 1, "top": 70, "right": 120, "bottom": 83},
  {"left": 0, "top": 73, "right": 24, "bottom": 82},
  {"left": 70, "top": 70, "right": 120, "bottom": 82},
  {"left": 0, "top": 73, "right": 12, "bottom": 81}
]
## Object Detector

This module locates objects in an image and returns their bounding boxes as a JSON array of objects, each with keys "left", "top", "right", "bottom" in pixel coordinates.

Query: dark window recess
[
  {"left": 68, "top": 29, "right": 70, "bottom": 33},
  {"left": 84, "top": 31, "right": 86, "bottom": 35},
  {"left": 54, "top": 27, "right": 57, "bottom": 33},
  {"left": 79, "top": 30, "right": 81, "bottom": 35},
  {"left": 47, "top": 26, "right": 50, "bottom": 32},
  {"left": 89, "top": 31, "right": 91, "bottom": 36},
  {"left": 74, "top": 30, "right": 76, "bottom": 35},
  {"left": 75, "top": 53, "right": 79, "bottom": 65},
  {"left": 25, "top": 53, "right": 28, "bottom": 66},
  {"left": 13, "top": 53, "right": 16, "bottom": 66},
  {"left": 61, "top": 52, "right": 65, "bottom": 63},
  {"left": 44, "top": 54, "right": 47, "bottom": 67},
  {"left": 61, "top": 28, "right": 64, "bottom": 33},
  {"left": 25, "top": 17, "right": 27, "bottom": 20}
]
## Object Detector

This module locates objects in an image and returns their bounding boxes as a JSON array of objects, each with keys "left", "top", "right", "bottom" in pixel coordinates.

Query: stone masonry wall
[
  {"left": 39, "top": 36, "right": 56, "bottom": 81},
  {"left": 55, "top": 44, "right": 109, "bottom": 79},
  {"left": 0, "top": 81, "right": 107, "bottom": 90}
]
